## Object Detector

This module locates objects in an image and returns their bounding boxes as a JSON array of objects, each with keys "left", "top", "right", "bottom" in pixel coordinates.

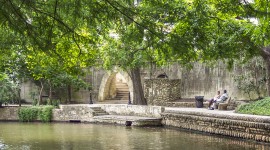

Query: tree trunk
[
  {"left": 67, "top": 85, "right": 71, "bottom": 103},
  {"left": 18, "top": 88, "right": 21, "bottom": 107},
  {"left": 129, "top": 67, "right": 147, "bottom": 105},
  {"left": 48, "top": 80, "right": 52, "bottom": 105},
  {"left": 261, "top": 46, "right": 270, "bottom": 96},
  {"left": 38, "top": 80, "right": 44, "bottom": 105}
]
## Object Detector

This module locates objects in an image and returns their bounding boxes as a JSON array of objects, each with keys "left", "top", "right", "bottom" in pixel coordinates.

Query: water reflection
[{"left": 0, "top": 122, "right": 269, "bottom": 150}]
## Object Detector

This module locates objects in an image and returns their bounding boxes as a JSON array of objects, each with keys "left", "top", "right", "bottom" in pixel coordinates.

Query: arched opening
[
  {"left": 157, "top": 73, "right": 168, "bottom": 79},
  {"left": 98, "top": 71, "right": 133, "bottom": 104}
]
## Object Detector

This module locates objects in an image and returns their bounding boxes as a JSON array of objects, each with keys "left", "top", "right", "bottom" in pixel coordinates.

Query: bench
[{"left": 218, "top": 97, "right": 231, "bottom": 110}]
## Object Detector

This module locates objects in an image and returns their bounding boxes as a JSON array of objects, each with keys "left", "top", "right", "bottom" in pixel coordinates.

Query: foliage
[
  {"left": 51, "top": 99, "right": 60, "bottom": 108},
  {"left": 18, "top": 105, "right": 54, "bottom": 122},
  {"left": 233, "top": 58, "right": 267, "bottom": 100},
  {"left": 1, "top": 0, "right": 270, "bottom": 105},
  {"left": 0, "top": 73, "right": 20, "bottom": 104},
  {"left": 38, "top": 105, "right": 54, "bottom": 122},
  {"left": 30, "top": 90, "right": 39, "bottom": 106},
  {"left": 18, "top": 107, "right": 39, "bottom": 122},
  {"left": 236, "top": 97, "right": 270, "bottom": 116}
]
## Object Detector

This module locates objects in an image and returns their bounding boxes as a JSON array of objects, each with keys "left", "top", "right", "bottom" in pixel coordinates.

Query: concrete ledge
[
  {"left": 91, "top": 104, "right": 164, "bottom": 118},
  {"left": 91, "top": 115, "right": 162, "bottom": 126}
]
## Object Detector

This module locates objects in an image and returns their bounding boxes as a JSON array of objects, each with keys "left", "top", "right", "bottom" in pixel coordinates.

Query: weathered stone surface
[
  {"left": 162, "top": 108, "right": 270, "bottom": 142},
  {"left": 144, "top": 79, "right": 181, "bottom": 105},
  {"left": 96, "top": 104, "right": 164, "bottom": 118},
  {"left": 0, "top": 107, "right": 20, "bottom": 121},
  {"left": 52, "top": 104, "right": 95, "bottom": 122},
  {"left": 1, "top": 105, "right": 270, "bottom": 142},
  {"left": 91, "top": 115, "right": 162, "bottom": 126}
]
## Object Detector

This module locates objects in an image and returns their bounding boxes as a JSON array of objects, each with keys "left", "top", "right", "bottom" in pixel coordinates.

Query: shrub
[
  {"left": 18, "top": 105, "right": 54, "bottom": 122},
  {"left": 18, "top": 107, "right": 39, "bottom": 122},
  {"left": 236, "top": 97, "right": 270, "bottom": 116},
  {"left": 51, "top": 99, "right": 60, "bottom": 108},
  {"left": 38, "top": 105, "right": 54, "bottom": 122}
]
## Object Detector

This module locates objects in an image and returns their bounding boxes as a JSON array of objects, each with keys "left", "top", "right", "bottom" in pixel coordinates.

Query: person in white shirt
[{"left": 216, "top": 90, "right": 228, "bottom": 103}]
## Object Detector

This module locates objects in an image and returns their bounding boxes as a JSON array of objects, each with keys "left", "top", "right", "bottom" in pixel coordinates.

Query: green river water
[{"left": 0, "top": 122, "right": 269, "bottom": 150}]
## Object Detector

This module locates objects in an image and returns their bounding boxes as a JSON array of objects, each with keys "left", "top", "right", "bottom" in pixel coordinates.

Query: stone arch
[
  {"left": 98, "top": 70, "right": 134, "bottom": 103},
  {"left": 153, "top": 70, "right": 169, "bottom": 79},
  {"left": 157, "top": 73, "right": 168, "bottom": 78}
]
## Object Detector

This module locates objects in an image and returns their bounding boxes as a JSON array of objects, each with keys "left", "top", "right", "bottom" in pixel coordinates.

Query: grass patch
[
  {"left": 18, "top": 105, "right": 54, "bottom": 122},
  {"left": 236, "top": 97, "right": 270, "bottom": 116}
]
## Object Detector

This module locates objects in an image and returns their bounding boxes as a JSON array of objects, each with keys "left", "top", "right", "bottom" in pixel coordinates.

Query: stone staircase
[
  {"left": 115, "top": 82, "right": 129, "bottom": 100},
  {"left": 90, "top": 107, "right": 109, "bottom": 116},
  {"left": 105, "top": 81, "right": 129, "bottom": 101}
]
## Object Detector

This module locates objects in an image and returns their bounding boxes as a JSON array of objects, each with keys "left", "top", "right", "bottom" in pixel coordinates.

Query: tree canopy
[{"left": 1, "top": 0, "right": 270, "bottom": 104}]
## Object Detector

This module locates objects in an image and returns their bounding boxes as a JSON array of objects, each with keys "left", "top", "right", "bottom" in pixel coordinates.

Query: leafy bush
[
  {"left": 236, "top": 97, "right": 270, "bottom": 116},
  {"left": 0, "top": 73, "right": 20, "bottom": 104},
  {"left": 51, "top": 99, "right": 60, "bottom": 108},
  {"left": 18, "top": 107, "right": 39, "bottom": 122},
  {"left": 18, "top": 105, "right": 54, "bottom": 122},
  {"left": 38, "top": 106, "right": 54, "bottom": 122}
]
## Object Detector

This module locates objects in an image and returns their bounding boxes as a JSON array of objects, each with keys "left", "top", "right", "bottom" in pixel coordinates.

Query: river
[{"left": 0, "top": 122, "right": 269, "bottom": 150}]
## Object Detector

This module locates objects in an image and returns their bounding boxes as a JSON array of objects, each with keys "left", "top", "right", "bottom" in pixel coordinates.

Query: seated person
[
  {"left": 216, "top": 90, "right": 228, "bottom": 104},
  {"left": 208, "top": 91, "right": 220, "bottom": 109}
]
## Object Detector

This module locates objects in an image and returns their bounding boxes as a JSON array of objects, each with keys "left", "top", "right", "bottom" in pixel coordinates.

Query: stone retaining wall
[
  {"left": 52, "top": 105, "right": 95, "bottom": 122},
  {"left": 96, "top": 104, "right": 164, "bottom": 118},
  {"left": 1, "top": 105, "right": 270, "bottom": 143},
  {"left": 0, "top": 107, "right": 20, "bottom": 121},
  {"left": 162, "top": 112, "right": 270, "bottom": 142}
]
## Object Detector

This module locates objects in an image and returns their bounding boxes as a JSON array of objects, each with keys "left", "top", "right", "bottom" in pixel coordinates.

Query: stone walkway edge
[{"left": 164, "top": 107, "right": 270, "bottom": 123}]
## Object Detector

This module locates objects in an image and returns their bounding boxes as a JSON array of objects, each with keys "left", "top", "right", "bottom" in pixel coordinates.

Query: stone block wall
[
  {"left": 144, "top": 79, "right": 181, "bottom": 106},
  {"left": 97, "top": 104, "right": 164, "bottom": 118},
  {"left": 0, "top": 107, "right": 20, "bottom": 121},
  {"left": 162, "top": 112, "right": 270, "bottom": 142},
  {"left": 145, "top": 61, "right": 267, "bottom": 101},
  {"left": 52, "top": 105, "right": 94, "bottom": 122}
]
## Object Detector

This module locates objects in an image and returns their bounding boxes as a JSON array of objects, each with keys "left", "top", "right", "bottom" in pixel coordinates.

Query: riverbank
[{"left": 1, "top": 104, "right": 270, "bottom": 142}]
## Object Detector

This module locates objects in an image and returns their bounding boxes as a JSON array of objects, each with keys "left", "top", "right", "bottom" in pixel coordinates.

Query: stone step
[
  {"left": 116, "top": 93, "right": 129, "bottom": 95},
  {"left": 93, "top": 110, "right": 107, "bottom": 113},
  {"left": 116, "top": 93, "right": 128, "bottom": 96},
  {"left": 90, "top": 107, "right": 102, "bottom": 110},
  {"left": 101, "top": 100, "right": 128, "bottom": 104},
  {"left": 92, "top": 115, "right": 162, "bottom": 126},
  {"left": 116, "top": 89, "right": 129, "bottom": 92},
  {"left": 116, "top": 83, "right": 128, "bottom": 85},
  {"left": 115, "top": 83, "right": 128, "bottom": 87},
  {"left": 116, "top": 87, "right": 129, "bottom": 91},
  {"left": 115, "top": 96, "right": 129, "bottom": 99},
  {"left": 116, "top": 85, "right": 128, "bottom": 88},
  {"left": 94, "top": 112, "right": 109, "bottom": 116},
  {"left": 89, "top": 107, "right": 109, "bottom": 116},
  {"left": 116, "top": 91, "right": 129, "bottom": 94}
]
